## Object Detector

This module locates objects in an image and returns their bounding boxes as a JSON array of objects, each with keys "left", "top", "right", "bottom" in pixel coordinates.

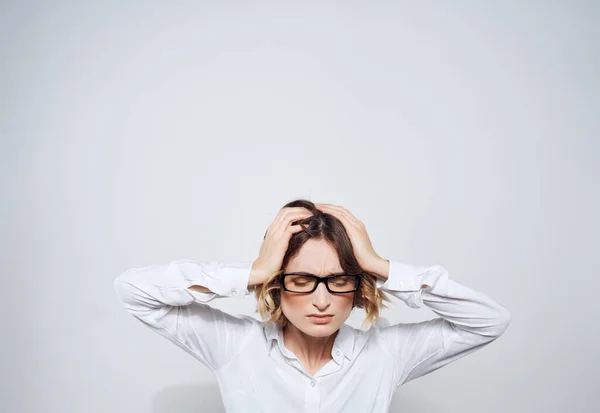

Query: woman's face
[{"left": 280, "top": 238, "right": 355, "bottom": 338}]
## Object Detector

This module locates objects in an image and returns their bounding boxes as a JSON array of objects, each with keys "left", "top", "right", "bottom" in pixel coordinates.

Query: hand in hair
[
  {"left": 314, "top": 203, "right": 389, "bottom": 279},
  {"left": 250, "top": 206, "right": 313, "bottom": 286}
]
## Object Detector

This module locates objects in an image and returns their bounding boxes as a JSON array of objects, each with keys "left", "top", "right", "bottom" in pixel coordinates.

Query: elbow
[
  {"left": 113, "top": 270, "right": 135, "bottom": 306},
  {"left": 113, "top": 274, "right": 125, "bottom": 297},
  {"left": 494, "top": 308, "right": 512, "bottom": 337}
]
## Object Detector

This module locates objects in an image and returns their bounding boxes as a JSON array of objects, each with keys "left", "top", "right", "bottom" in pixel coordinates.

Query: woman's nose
[{"left": 312, "top": 282, "right": 331, "bottom": 306}]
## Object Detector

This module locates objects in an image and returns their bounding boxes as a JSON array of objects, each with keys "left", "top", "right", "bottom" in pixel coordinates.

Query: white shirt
[{"left": 113, "top": 259, "right": 511, "bottom": 413}]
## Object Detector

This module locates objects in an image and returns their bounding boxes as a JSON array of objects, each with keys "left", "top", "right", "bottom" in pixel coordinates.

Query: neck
[{"left": 283, "top": 323, "right": 338, "bottom": 367}]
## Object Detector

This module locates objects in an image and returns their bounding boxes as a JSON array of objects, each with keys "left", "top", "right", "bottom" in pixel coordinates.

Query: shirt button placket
[{"left": 306, "top": 379, "right": 320, "bottom": 412}]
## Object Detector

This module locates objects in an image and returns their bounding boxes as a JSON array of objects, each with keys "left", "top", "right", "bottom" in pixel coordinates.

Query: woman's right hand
[{"left": 249, "top": 207, "right": 314, "bottom": 286}]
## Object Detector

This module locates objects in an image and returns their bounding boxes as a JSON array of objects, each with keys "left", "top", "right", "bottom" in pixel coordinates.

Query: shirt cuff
[
  {"left": 376, "top": 261, "right": 430, "bottom": 291},
  {"left": 216, "top": 261, "right": 253, "bottom": 298},
  {"left": 175, "top": 260, "right": 253, "bottom": 302},
  {"left": 376, "top": 260, "right": 432, "bottom": 309}
]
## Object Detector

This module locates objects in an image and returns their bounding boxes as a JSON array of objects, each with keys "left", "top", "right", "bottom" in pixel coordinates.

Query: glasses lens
[
  {"left": 284, "top": 275, "right": 317, "bottom": 292},
  {"left": 328, "top": 275, "right": 359, "bottom": 292},
  {"left": 283, "top": 275, "right": 359, "bottom": 293}
]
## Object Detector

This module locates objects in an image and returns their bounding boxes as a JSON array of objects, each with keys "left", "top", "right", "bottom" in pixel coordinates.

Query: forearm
[
  {"left": 247, "top": 261, "right": 270, "bottom": 287},
  {"left": 188, "top": 261, "right": 263, "bottom": 294},
  {"left": 377, "top": 261, "right": 511, "bottom": 336},
  {"left": 188, "top": 284, "right": 212, "bottom": 293},
  {"left": 114, "top": 259, "right": 254, "bottom": 312},
  {"left": 370, "top": 258, "right": 430, "bottom": 289},
  {"left": 367, "top": 257, "right": 390, "bottom": 280}
]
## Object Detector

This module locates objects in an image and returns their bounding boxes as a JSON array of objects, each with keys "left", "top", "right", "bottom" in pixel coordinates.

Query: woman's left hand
[{"left": 314, "top": 203, "right": 389, "bottom": 278}]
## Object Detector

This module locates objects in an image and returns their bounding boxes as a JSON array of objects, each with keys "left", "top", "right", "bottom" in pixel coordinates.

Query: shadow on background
[{"left": 154, "top": 382, "right": 226, "bottom": 413}]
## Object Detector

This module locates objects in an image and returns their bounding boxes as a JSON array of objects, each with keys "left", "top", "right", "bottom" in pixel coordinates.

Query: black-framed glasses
[{"left": 280, "top": 273, "right": 363, "bottom": 294}]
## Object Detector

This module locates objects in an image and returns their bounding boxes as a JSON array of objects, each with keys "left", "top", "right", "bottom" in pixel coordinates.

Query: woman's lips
[{"left": 308, "top": 315, "right": 334, "bottom": 324}]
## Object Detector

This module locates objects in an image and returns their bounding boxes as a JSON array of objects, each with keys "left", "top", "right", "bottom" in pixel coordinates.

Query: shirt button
[
  {"left": 231, "top": 288, "right": 238, "bottom": 296},
  {"left": 310, "top": 381, "right": 316, "bottom": 387},
  {"left": 335, "top": 350, "right": 341, "bottom": 356}
]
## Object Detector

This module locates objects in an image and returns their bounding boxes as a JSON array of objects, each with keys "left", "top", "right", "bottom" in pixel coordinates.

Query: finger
[
  {"left": 268, "top": 214, "right": 309, "bottom": 238},
  {"left": 286, "top": 223, "right": 307, "bottom": 235},
  {"left": 282, "top": 208, "right": 314, "bottom": 227},
  {"left": 316, "top": 205, "right": 355, "bottom": 232},
  {"left": 325, "top": 205, "right": 362, "bottom": 227},
  {"left": 269, "top": 209, "right": 313, "bottom": 237},
  {"left": 271, "top": 215, "right": 310, "bottom": 240},
  {"left": 268, "top": 207, "right": 310, "bottom": 234},
  {"left": 286, "top": 211, "right": 313, "bottom": 230},
  {"left": 316, "top": 204, "right": 363, "bottom": 228}
]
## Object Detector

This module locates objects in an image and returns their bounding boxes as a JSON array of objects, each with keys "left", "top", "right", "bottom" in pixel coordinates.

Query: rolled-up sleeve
[
  {"left": 113, "top": 259, "right": 257, "bottom": 373},
  {"left": 375, "top": 261, "right": 511, "bottom": 387}
]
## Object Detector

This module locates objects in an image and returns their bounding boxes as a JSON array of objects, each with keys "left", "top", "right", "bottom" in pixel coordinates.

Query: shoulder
[
  {"left": 238, "top": 314, "right": 264, "bottom": 328},
  {"left": 240, "top": 315, "right": 275, "bottom": 340}
]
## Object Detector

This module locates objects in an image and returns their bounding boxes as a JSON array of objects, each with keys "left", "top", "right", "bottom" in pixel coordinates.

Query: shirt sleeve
[
  {"left": 113, "top": 259, "right": 257, "bottom": 373},
  {"left": 374, "top": 260, "right": 511, "bottom": 388}
]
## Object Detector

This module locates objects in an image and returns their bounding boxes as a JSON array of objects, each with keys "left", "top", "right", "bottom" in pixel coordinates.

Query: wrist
[
  {"left": 367, "top": 257, "right": 390, "bottom": 280},
  {"left": 248, "top": 262, "right": 266, "bottom": 286}
]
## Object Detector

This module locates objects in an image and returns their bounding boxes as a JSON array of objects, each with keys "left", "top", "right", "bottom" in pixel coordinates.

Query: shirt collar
[{"left": 264, "top": 321, "right": 355, "bottom": 362}]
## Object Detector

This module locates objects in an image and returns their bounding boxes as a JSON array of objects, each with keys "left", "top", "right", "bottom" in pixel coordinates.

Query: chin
[{"left": 300, "top": 322, "right": 339, "bottom": 337}]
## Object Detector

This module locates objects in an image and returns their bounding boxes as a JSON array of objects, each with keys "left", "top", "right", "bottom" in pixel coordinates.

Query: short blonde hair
[{"left": 251, "top": 199, "right": 393, "bottom": 330}]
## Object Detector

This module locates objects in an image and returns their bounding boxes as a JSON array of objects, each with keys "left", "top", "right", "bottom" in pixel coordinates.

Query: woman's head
[{"left": 254, "top": 199, "right": 391, "bottom": 334}]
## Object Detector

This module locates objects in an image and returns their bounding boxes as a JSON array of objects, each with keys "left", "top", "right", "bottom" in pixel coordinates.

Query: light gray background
[{"left": 2, "top": 1, "right": 598, "bottom": 412}]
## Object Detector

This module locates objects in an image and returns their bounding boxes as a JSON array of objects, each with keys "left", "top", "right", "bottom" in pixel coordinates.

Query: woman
[{"left": 114, "top": 199, "right": 511, "bottom": 413}]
